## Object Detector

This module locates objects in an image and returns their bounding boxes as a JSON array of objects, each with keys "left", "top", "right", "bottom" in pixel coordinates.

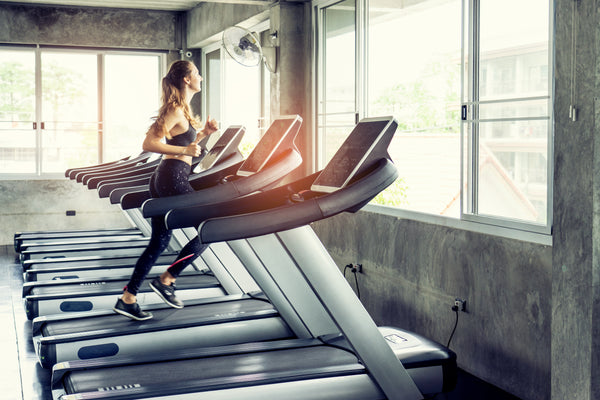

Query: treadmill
[
  {"left": 19, "top": 126, "right": 242, "bottom": 275},
  {"left": 24, "top": 117, "right": 304, "bottom": 318},
  {"left": 15, "top": 132, "right": 219, "bottom": 255},
  {"left": 16, "top": 152, "right": 167, "bottom": 265},
  {"left": 13, "top": 151, "right": 156, "bottom": 253},
  {"left": 48, "top": 117, "right": 457, "bottom": 400},
  {"left": 21, "top": 117, "right": 300, "bottom": 274},
  {"left": 18, "top": 130, "right": 230, "bottom": 271}
]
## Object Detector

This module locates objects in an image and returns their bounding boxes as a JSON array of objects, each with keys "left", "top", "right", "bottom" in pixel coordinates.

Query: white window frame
[
  {"left": 0, "top": 45, "right": 166, "bottom": 179},
  {"left": 312, "top": 0, "right": 554, "bottom": 244},
  {"left": 200, "top": 20, "right": 271, "bottom": 135},
  {"left": 460, "top": 0, "right": 554, "bottom": 237}
]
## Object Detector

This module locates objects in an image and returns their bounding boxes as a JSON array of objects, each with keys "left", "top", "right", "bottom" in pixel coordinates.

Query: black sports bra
[{"left": 166, "top": 124, "right": 196, "bottom": 147}]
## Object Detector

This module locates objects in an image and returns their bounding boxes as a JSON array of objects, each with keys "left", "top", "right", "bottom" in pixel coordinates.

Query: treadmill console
[
  {"left": 236, "top": 115, "right": 302, "bottom": 177},
  {"left": 193, "top": 126, "right": 245, "bottom": 173},
  {"left": 311, "top": 116, "right": 397, "bottom": 193}
]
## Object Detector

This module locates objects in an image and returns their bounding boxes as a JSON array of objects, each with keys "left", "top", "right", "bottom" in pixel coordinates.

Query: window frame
[
  {"left": 0, "top": 45, "right": 166, "bottom": 180},
  {"left": 460, "top": 0, "right": 554, "bottom": 236},
  {"left": 200, "top": 20, "right": 271, "bottom": 146},
  {"left": 312, "top": 0, "right": 554, "bottom": 243}
]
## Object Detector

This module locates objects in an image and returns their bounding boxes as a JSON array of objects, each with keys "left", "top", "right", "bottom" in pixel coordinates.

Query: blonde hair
[{"left": 150, "top": 60, "right": 200, "bottom": 139}]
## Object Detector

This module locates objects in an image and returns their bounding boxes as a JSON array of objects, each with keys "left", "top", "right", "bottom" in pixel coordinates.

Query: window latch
[{"left": 461, "top": 105, "right": 468, "bottom": 121}]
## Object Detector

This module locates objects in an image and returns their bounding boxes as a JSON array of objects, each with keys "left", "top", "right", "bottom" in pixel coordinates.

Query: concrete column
[
  {"left": 269, "top": 2, "right": 314, "bottom": 176},
  {"left": 551, "top": 0, "right": 600, "bottom": 399}
]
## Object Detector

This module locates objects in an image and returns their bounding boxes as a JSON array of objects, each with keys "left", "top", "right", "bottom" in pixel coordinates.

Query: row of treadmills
[{"left": 14, "top": 114, "right": 457, "bottom": 400}]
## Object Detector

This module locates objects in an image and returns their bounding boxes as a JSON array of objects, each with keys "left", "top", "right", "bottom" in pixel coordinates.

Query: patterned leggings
[{"left": 125, "top": 159, "right": 206, "bottom": 295}]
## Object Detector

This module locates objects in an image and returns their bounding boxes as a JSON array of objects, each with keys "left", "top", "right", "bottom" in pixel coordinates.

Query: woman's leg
[
  {"left": 161, "top": 236, "right": 209, "bottom": 282},
  {"left": 113, "top": 215, "right": 172, "bottom": 320},
  {"left": 124, "top": 215, "right": 172, "bottom": 298}
]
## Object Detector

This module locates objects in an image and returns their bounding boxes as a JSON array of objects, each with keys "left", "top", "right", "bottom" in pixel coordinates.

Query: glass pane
[
  {"left": 319, "top": 0, "right": 356, "bottom": 165},
  {"left": 475, "top": 0, "right": 550, "bottom": 225},
  {"left": 479, "top": 0, "right": 549, "bottom": 101},
  {"left": 222, "top": 53, "right": 261, "bottom": 157},
  {"left": 479, "top": 98, "right": 548, "bottom": 121},
  {"left": 0, "top": 49, "right": 36, "bottom": 174},
  {"left": 478, "top": 120, "right": 548, "bottom": 223},
  {"left": 206, "top": 49, "right": 221, "bottom": 123},
  {"left": 104, "top": 54, "right": 160, "bottom": 161},
  {"left": 368, "top": 0, "right": 462, "bottom": 215},
  {"left": 41, "top": 52, "right": 98, "bottom": 172}
]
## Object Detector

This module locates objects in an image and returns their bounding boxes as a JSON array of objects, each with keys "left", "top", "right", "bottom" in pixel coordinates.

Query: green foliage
[
  {"left": 370, "top": 60, "right": 460, "bottom": 135},
  {"left": 0, "top": 59, "right": 86, "bottom": 122},
  {"left": 0, "top": 61, "right": 34, "bottom": 120},
  {"left": 370, "top": 177, "right": 408, "bottom": 207},
  {"left": 41, "top": 60, "right": 86, "bottom": 121}
]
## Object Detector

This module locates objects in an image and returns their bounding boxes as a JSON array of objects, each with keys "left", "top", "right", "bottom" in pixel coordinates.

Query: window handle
[{"left": 461, "top": 105, "right": 468, "bottom": 121}]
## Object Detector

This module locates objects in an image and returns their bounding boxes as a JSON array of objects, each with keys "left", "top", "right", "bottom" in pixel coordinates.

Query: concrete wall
[
  {"left": 551, "top": 0, "right": 600, "bottom": 399},
  {"left": 0, "top": 3, "right": 182, "bottom": 245},
  {"left": 186, "top": 1, "right": 313, "bottom": 178},
  {"left": 0, "top": 3, "right": 180, "bottom": 49},
  {"left": 312, "top": 212, "right": 552, "bottom": 400},
  {"left": 0, "top": 180, "right": 132, "bottom": 245}
]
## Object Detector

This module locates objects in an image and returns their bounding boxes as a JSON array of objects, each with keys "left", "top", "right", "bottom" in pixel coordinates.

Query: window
[
  {"left": 315, "top": 0, "right": 552, "bottom": 235},
  {"left": 40, "top": 51, "right": 99, "bottom": 173},
  {"left": 463, "top": 0, "right": 552, "bottom": 231},
  {"left": 367, "top": 0, "right": 462, "bottom": 214},
  {"left": 201, "top": 23, "right": 271, "bottom": 157},
  {"left": 316, "top": 0, "right": 356, "bottom": 167},
  {"left": 0, "top": 46, "right": 162, "bottom": 177},
  {"left": 104, "top": 54, "right": 161, "bottom": 162},
  {"left": 0, "top": 49, "right": 36, "bottom": 174}
]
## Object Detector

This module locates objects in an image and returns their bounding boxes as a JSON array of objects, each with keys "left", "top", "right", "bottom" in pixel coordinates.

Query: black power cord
[
  {"left": 343, "top": 263, "right": 362, "bottom": 299},
  {"left": 446, "top": 305, "right": 459, "bottom": 348}
]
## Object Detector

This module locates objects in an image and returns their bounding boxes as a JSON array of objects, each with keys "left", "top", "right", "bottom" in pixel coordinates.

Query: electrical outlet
[
  {"left": 350, "top": 263, "right": 363, "bottom": 273},
  {"left": 453, "top": 298, "right": 466, "bottom": 312}
]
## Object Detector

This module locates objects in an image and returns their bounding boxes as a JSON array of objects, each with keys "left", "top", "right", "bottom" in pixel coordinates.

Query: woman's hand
[
  {"left": 182, "top": 138, "right": 203, "bottom": 157},
  {"left": 201, "top": 116, "right": 218, "bottom": 137}
]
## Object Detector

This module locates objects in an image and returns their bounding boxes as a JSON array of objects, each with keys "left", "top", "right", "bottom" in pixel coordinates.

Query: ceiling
[{"left": 0, "top": 0, "right": 303, "bottom": 12}]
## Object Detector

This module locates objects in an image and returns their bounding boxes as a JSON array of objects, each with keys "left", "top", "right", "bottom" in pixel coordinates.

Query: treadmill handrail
[
  {"left": 73, "top": 152, "right": 154, "bottom": 182},
  {"left": 116, "top": 154, "right": 244, "bottom": 208},
  {"left": 142, "top": 149, "right": 302, "bottom": 218},
  {"left": 65, "top": 154, "right": 131, "bottom": 178},
  {"left": 66, "top": 152, "right": 149, "bottom": 178},
  {"left": 166, "top": 158, "right": 397, "bottom": 243},
  {"left": 85, "top": 158, "right": 161, "bottom": 189}
]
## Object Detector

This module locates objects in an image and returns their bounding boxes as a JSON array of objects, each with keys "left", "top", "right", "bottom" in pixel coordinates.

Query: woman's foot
[
  {"left": 113, "top": 298, "right": 153, "bottom": 321},
  {"left": 149, "top": 277, "right": 184, "bottom": 309}
]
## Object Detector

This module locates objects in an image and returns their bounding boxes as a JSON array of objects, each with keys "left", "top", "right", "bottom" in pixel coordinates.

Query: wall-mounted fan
[{"left": 222, "top": 25, "right": 277, "bottom": 73}]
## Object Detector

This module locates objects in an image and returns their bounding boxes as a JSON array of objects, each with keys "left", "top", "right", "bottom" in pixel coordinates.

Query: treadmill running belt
[
  {"left": 29, "top": 274, "right": 219, "bottom": 297},
  {"left": 64, "top": 345, "right": 362, "bottom": 395},
  {"left": 43, "top": 298, "right": 275, "bottom": 336}
]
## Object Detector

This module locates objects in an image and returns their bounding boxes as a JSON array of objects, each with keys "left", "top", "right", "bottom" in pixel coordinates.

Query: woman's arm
[
  {"left": 196, "top": 116, "right": 219, "bottom": 142},
  {"left": 142, "top": 109, "right": 202, "bottom": 157}
]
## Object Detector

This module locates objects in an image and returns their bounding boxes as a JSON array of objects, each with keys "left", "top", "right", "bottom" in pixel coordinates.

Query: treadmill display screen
[
  {"left": 194, "top": 127, "right": 242, "bottom": 173},
  {"left": 237, "top": 118, "right": 296, "bottom": 176},
  {"left": 312, "top": 119, "right": 391, "bottom": 192}
]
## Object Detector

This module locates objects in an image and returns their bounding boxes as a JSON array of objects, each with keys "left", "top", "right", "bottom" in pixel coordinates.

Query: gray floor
[
  {"left": 1, "top": 244, "right": 520, "bottom": 400},
  {"left": 1, "top": 245, "right": 51, "bottom": 400}
]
